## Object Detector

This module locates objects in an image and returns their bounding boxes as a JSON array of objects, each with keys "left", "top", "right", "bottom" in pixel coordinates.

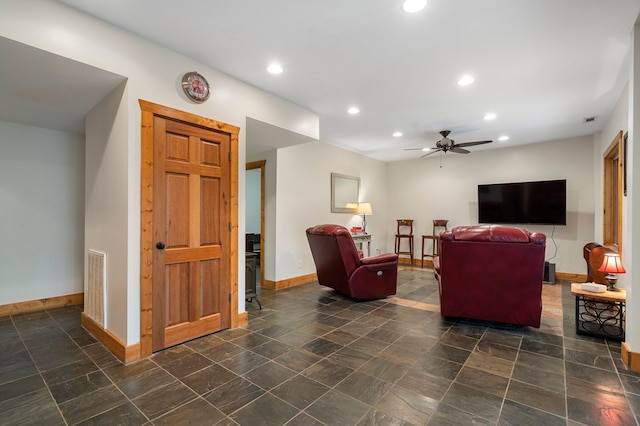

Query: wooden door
[{"left": 151, "top": 116, "right": 231, "bottom": 351}]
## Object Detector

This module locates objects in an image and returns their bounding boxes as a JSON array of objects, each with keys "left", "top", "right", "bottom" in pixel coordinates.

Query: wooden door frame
[
  {"left": 139, "top": 99, "right": 239, "bottom": 359},
  {"left": 603, "top": 130, "right": 624, "bottom": 253},
  {"left": 246, "top": 160, "right": 265, "bottom": 286}
]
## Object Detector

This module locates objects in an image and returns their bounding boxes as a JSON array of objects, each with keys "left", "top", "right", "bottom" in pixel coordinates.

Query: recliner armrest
[
  {"left": 432, "top": 256, "right": 440, "bottom": 273},
  {"left": 361, "top": 253, "right": 398, "bottom": 265},
  {"left": 530, "top": 232, "right": 546, "bottom": 245}
]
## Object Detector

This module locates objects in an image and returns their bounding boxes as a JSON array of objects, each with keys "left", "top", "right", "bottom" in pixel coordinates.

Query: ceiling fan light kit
[{"left": 405, "top": 130, "right": 493, "bottom": 158}]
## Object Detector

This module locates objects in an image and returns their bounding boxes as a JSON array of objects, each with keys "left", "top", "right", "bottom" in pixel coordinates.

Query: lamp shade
[
  {"left": 598, "top": 253, "right": 626, "bottom": 274},
  {"left": 345, "top": 202, "right": 359, "bottom": 209},
  {"left": 357, "top": 202, "right": 372, "bottom": 215}
]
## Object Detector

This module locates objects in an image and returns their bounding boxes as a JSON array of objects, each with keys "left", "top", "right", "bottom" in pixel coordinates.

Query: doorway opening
[
  {"left": 246, "top": 160, "right": 265, "bottom": 302},
  {"left": 139, "top": 100, "right": 239, "bottom": 359}
]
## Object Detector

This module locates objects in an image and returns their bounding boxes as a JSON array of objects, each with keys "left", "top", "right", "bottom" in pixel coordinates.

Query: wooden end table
[
  {"left": 352, "top": 233, "right": 371, "bottom": 257},
  {"left": 571, "top": 283, "right": 625, "bottom": 340}
]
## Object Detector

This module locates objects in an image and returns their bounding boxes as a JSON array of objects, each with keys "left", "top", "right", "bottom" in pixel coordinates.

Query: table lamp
[
  {"left": 598, "top": 253, "right": 626, "bottom": 292},
  {"left": 357, "top": 202, "right": 372, "bottom": 234}
]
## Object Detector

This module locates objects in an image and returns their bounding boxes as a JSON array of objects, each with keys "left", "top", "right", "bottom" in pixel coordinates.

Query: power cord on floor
[{"left": 545, "top": 225, "right": 558, "bottom": 262}]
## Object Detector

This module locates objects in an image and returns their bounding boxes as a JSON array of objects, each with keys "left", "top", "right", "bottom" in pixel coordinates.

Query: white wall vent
[{"left": 86, "top": 250, "right": 106, "bottom": 328}]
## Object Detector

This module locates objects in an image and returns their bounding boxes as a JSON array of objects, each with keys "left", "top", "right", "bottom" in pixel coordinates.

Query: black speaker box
[{"left": 544, "top": 262, "right": 556, "bottom": 283}]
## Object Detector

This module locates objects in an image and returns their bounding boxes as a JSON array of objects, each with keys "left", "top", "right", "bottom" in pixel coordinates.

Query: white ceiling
[
  {"left": 0, "top": 37, "right": 126, "bottom": 135},
  {"left": 11, "top": 1, "right": 640, "bottom": 161},
  {"left": 246, "top": 117, "right": 316, "bottom": 157}
]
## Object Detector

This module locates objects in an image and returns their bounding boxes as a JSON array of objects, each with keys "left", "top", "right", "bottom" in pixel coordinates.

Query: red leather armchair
[
  {"left": 583, "top": 242, "right": 617, "bottom": 284},
  {"left": 433, "top": 224, "right": 546, "bottom": 328},
  {"left": 306, "top": 224, "right": 398, "bottom": 300}
]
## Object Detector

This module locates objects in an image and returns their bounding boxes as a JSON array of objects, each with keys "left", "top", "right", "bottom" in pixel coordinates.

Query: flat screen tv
[{"left": 478, "top": 179, "right": 566, "bottom": 225}]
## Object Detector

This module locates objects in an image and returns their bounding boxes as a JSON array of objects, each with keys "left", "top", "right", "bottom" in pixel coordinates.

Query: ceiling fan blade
[
  {"left": 420, "top": 148, "right": 442, "bottom": 158},
  {"left": 454, "top": 140, "right": 493, "bottom": 148},
  {"left": 450, "top": 146, "right": 470, "bottom": 154},
  {"left": 407, "top": 130, "right": 492, "bottom": 159}
]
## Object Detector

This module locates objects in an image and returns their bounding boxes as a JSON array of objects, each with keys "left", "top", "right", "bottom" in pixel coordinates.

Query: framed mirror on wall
[{"left": 331, "top": 173, "right": 360, "bottom": 213}]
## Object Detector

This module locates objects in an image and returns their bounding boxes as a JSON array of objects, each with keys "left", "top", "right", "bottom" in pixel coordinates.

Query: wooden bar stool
[
  {"left": 394, "top": 219, "right": 414, "bottom": 265},
  {"left": 421, "top": 219, "right": 449, "bottom": 267}
]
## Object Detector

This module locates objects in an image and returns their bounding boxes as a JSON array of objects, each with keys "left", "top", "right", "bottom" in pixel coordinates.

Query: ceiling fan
[{"left": 406, "top": 130, "right": 492, "bottom": 158}]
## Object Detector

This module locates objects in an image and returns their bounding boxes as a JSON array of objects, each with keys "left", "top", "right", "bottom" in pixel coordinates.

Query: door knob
[{"left": 156, "top": 242, "right": 165, "bottom": 250}]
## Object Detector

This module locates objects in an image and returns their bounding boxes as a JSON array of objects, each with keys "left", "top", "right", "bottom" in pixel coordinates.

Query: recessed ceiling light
[
  {"left": 266, "top": 63, "right": 283, "bottom": 74},
  {"left": 457, "top": 75, "right": 474, "bottom": 86},
  {"left": 498, "top": 135, "right": 510, "bottom": 141},
  {"left": 393, "top": 131, "right": 403, "bottom": 137},
  {"left": 483, "top": 113, "right": 497, "bottom": 121},
  {"left": 402, "top": 0, "right": 427, "bottom": 13},
  {"left": 347, "top": 107, "right": 360, "bottom": 115}
]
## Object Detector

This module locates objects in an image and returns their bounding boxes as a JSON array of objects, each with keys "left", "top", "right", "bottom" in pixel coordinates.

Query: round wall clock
[{"left": 181, "top": 71, "right": 210, "bottom": 103}]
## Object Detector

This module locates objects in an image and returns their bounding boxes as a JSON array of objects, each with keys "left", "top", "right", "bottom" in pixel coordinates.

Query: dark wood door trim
[
  {"left": 139, "top": 99, "right": 239, "bottom": 359},
  {"left": 603, "top": 130, "right": 623, "bottom": 253}
]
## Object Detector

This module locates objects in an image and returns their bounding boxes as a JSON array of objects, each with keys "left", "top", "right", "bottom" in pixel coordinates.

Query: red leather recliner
[
  {"left": 433, "top": 224, "right": 546, "bottom": 328},
  {"left": 306, "top": 224, "right": 398, "bottom": 300}
]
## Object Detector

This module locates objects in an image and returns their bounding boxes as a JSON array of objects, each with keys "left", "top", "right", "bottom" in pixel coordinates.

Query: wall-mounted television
[{"left": 478, "top": 179, "right": 567, "bottom": 225}]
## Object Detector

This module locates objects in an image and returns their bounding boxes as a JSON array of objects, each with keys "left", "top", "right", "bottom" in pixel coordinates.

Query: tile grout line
[
  {"left": 59, "top": 307, "right": 153, "bottom": 426},
  {"left": 6, "top": 274, "right": 638, "bottom": 425},
  {"left": 11, "top": 310, "right": 71, "bottom": 426}
]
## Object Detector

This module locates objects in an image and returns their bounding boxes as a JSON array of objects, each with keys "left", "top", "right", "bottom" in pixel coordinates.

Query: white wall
[
  {"left": 3, "top": 0, "right": 634, "bottom": 350},
  {"left": 256, "top": 149, "right": 278, "bottom": 289},
  {"left": 85, "top": 82, "right": 129, "bottom": 336},
  {"left": 593, "top": 79, "right": 630, "bottom": 289},
  {"left": 253, "top": 135, "right": 597, "bottom": 282},
  {"left": 596, "top": 82, "right": 629, "bottom": 245},
  {"left": 387, "top": 136, "right": 595, "bottom": 275},
  {"left": 622, "top": 21, "right": 640, "bottom": 354},
  {"left": 621, "top": 24, "right": 639, "bottom": 351},
  {"left": 2, "top": 0, "right": 319, "bottom": 344},
  {"left": 590, "top": 24, "right": 640, "bottom": 353},
  {"left": 275, "top": 141, "right": 389, "bottom": 281},
  {"left": 0, "top": 120, "right": 84, "bottom": 304}
]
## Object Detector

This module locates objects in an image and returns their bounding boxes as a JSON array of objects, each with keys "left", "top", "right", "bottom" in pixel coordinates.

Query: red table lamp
[{"left": 598, "top": 253, "right": 626, "bottom": 292}]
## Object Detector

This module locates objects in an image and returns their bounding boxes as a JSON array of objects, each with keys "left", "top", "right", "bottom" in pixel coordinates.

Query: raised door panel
[{"left": 152, "top": 116, "right": 231, "bottom": 352}]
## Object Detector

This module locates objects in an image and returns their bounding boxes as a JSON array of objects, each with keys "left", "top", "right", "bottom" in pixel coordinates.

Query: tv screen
[{"left": 478, "top": 179, "right": 566, "bottom": 225}]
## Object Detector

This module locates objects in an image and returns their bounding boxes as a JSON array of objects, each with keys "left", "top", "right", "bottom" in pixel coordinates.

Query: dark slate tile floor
[{"left": 1, "top": 267, "right": 640, "bottom": 425}]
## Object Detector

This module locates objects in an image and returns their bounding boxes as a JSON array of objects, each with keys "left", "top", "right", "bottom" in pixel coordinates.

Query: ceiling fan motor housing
[{"left": 405, "top": 129, "right": 493, "bottom": 157}]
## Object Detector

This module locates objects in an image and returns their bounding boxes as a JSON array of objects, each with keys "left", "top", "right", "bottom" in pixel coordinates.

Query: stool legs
[
  {"left": 395, "top": 235, "right": 414, "bottom": 265},
  {"left": 421, "top": 236, "right": 428, "bottom": 268},
  {"left": 420, "top": 220, "right": 448, "bottom": 268},
  {"left": 421, "top": 235, "right": 439, "bottom": 267}
]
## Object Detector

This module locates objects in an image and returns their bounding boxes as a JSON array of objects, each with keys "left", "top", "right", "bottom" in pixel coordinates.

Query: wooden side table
[
  {"left": 352, "top": 233, "right": 371, "bottom": 257},
  {"left": 571, "top": 283, "right": 625, "bottom": 340}
]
